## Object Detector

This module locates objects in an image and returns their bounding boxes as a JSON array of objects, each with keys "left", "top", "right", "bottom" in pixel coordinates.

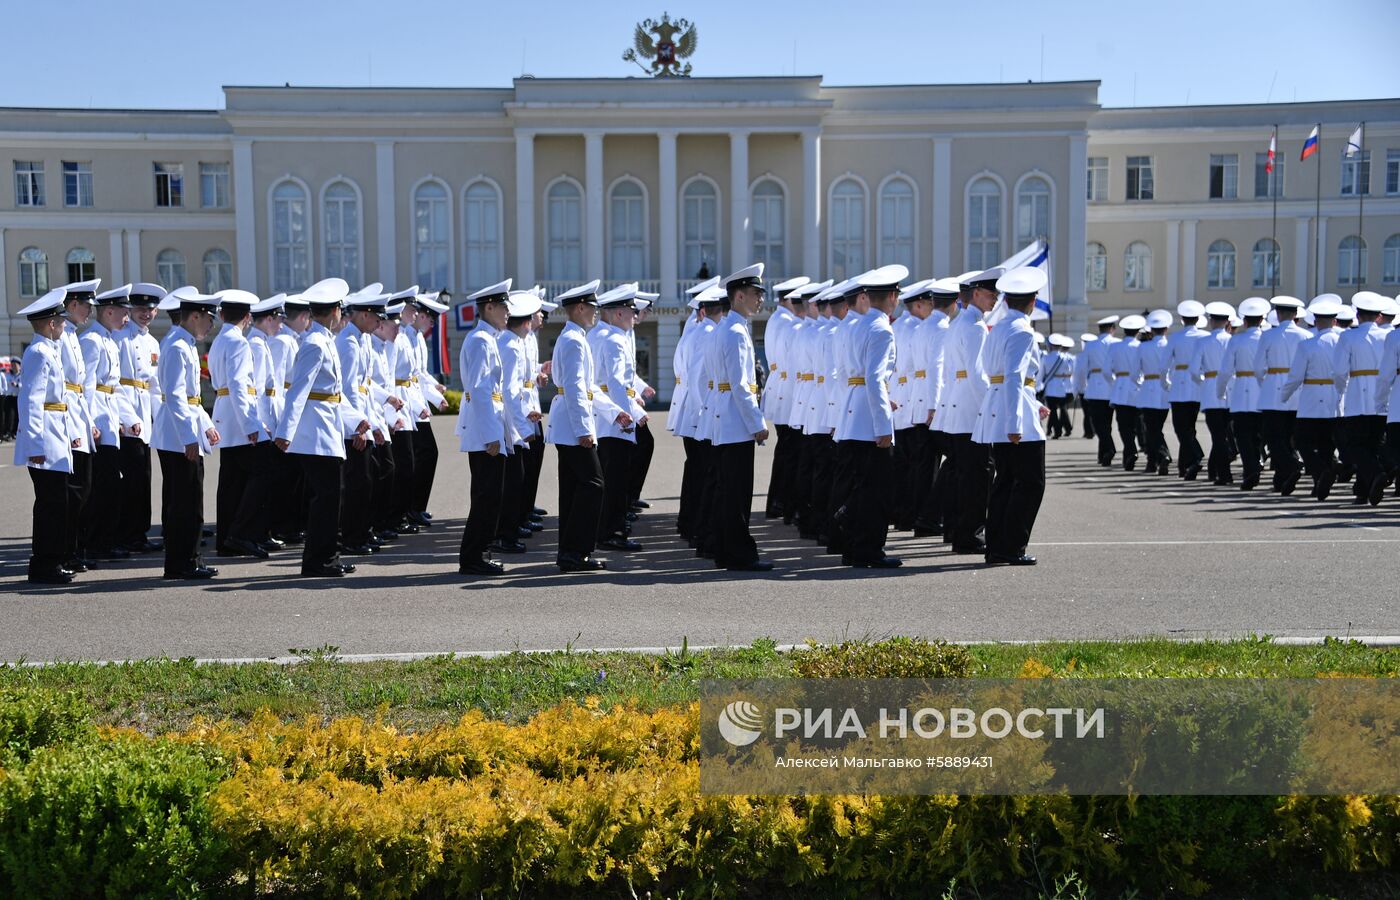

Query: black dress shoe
[
  {"left": 405, "top": 512, "right": 431, "bottom": 528},
  {"left": 490, "top": 539, "right": 528, "bottom": 554},
  {"left": 28, "top": 570, "right": 74, "bottom": 585},
  {"left": 625, "top": 511, "right": 639, "bottom": 523},
  {"left": 1123, "top": 458, "right": 1137, "bottom": 472},
  {"left": 557, "top": 554, "right": 607, "bottom": 572},
  {"left": 90, "top": 546, "right": 131, "bottom": 560},
  {"left": 1239, "top": 479, "right": 1258, "bottom": 491},
  {"left": 516, "top": 526, "right": 533, "bottom": 540},
  {"left": 632, "top": 500, "right": 651, "bottom": 510},
  {"left": 600, "top": 536, "right": 643, "bottom": 552},
  {"left": 984, "top": 553, "right": 1037, "bottom": 566},
  {"left": 1157, "top": 462, "right": 1171, "bottom": 476},
  {"left": 338, "top": 562, "right": 356, "bottom": 574},
  {"left": 726, "top": 560, "right": 775, "bottom": 572},
  {"left": 340, "top": 543, "right": 377, "bottom": 556},
  {"left": 163, "top": 565, "right": 218, "bottom": 580},
  {"left": 459, "top": 558, "right": 505, "bottom": 576},
  {"left": 695, "top": 548, "right": 715, "bottom": 559},
  {"left": 273, "top": 531, "right": 305, "bottom": 545},
  {"left": 222, "top": 538, "right": 270, "bottom": 559},
  {"left": 301, "top": 564, "right": 346, "bottom": 578},
  {"left": 531, "top": 507, "right": 547, "bottom": 517},
  {"left": 128, "top": 539, "right": 164, "bottom": 554},
  {"left": 374, "top": 530, "right": 399, "bottom": 543},
  {"left": 950, "top": 542, "right": 987, "bottom": 555},
  {"left": 1183, "top": 464, "right": 1201, "bottom": 481},
  {"left": 396, "top": 522, "right": 420, "bottom": 535},
  {"left": 1367, "top": 474, "right": 1390, "bottom": 507},
  {"left": 526, "top": 520, "right": 545, "bottom": 532},
  {"left": 843, "top": 555, "right": 902, "bottom": 569},
  {"left": 1279, "top": 470, "right": 1301, "bottom": 496},
  {"left": 64, "top": 559, "right": 89, "bottom": 573}
]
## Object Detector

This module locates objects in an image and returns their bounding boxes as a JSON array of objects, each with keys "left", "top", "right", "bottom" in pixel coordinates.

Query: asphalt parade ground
[{"left": 1, "top": 412, "right": 1396, "bottom": 663}]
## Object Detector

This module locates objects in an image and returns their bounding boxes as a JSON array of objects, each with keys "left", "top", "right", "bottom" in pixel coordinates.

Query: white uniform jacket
[
  {"left": 14, "top": 336, "right": 73, "bottom": 472},
  {"left": 973, "top": 308, "right": 1045, "bottom": 444}
]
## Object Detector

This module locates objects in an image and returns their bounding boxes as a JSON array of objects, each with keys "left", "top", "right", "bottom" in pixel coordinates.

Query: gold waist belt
[
  {"left": 955, "top": 370, "right": 968, "bottom": 379},
  {"left": 185, "top": 396, "right": 201, "bottom": 406},
  {"left": 1350, "top": 369, "right": 1379, "bottom": 376},
  {"left": 283, "top": 381, "right": 291, "bottom": 390},
  {"left": 718, "top": 382, "right": 732, "bottom": 392},
  {"left": 215, "top": 386, "right": 257, "bottom": 397},
  {"left": 848, "top": 377, "right": 866, "bottom": 386},
  {"left": 817, "top": 376, "right": 825, "bottom": 383},
  {"left": 1114, "top": 371, "right": 1129, "bottom": 377},
  {"left": 914, "top": 370, "right": 927, "bottom": 378},
  {"left": 463, "top": 392, "right": 505, "bottom": 403},
  {"left": 95, "top": 384, "right": 115, "bottom": 394},
  {"left": 308, "top": 392, "right": 341, "bottom": 403},
  {"left": 1235, "top": 371, "right": 1255, "bottom": 377},
  {"left": 707, "top": 380, "right": 714, "bottom": 389},
  {"left": 988, "top": 376, "right": 1036, "bottom": 387},
  {"left": 897, "top": 376, "right": 908, "bottom": 384},
  {"left": 264, "top": 388, "right": 277, "bottom": 397},
  {"left": 1266, "top": 367, "right": 1290, "bottom": 374},
  {"left": 674, "top": 377, "right": 681, "bottom": 385},
  {"left": 357, "top": 385, "right": 369, "bottom": 394},
  {"left": 43, "top": 402, "right": 67, "bottom": 412},
  {"left": 395, "top": 379, "right": 412, "bottom": 387},
  {"left": 1304, "top": 378, "right": 1332, "bottom": 385},
  {"left": 1055, "top": 373, "right": 1071, "bottom": 378},
  {"left": 119, "top": 377, "right": 149, "bottom": 389},
  {"left": 554, "top": 386, "right": 593, "bottom": 399},
  {"left": 1089, "top": 368, "right": 1102, "bottom": 373},
  {"left": 780, "top": 371, "right": 788, "bottom": 379},
  {"left": 523, "top": 379, "right": 534, "bottom": 389},
  {"left": 1174, "top": 365, "right": 1189, "bottom": 371},
  {"left": 797, "top": 373, "right": 815, "bottom": 381},
  {"left": 65, "top": 381, "right": 82, "bottom": 394},
  {"left": 1142, "top": 374, "right": 1161, "bottom": 380},
  {"left": 1204, "top": 370, "right": 1218, "bottom": 378}
]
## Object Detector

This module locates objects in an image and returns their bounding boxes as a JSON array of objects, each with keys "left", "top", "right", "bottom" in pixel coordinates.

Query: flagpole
[
  {"left": 1357, "top": 122, "right": 1366, "bottom": 286},
  {"left": 1270, "top": 125, "right": 1279, "bottom": 292},
  {"left": 1313, "top": 123, "right": 1322, "bottom": 297}
]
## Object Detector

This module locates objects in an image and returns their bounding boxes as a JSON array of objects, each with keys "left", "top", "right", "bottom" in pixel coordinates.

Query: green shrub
[
  {"left": 0, "top": 688, "right": 94, "bottom": 764},
  {"left": 438, "top": 388, "right": 461, "bottom": 415},
  {"left": 791, "top": 637, "right": 975, "bottom": 679},
  {"left": 0, "top": 737, "right": 231, "bottom": 899}
]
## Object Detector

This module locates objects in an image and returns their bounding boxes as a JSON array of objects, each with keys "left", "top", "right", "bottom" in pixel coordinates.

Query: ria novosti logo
[{"left": 717, "top": 700, "right": 765, "bottom": 746}]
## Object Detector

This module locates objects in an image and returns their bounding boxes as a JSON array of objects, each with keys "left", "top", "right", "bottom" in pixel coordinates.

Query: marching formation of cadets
[
  {"left": 13, "top": 261, "right": 1061, "bottom": 585},
  {"left": 1059, "top": 291, "right": 1400, "bottom": 505}
]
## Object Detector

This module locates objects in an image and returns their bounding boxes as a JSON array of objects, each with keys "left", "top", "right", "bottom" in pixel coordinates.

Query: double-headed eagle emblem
[{"left": 622, "top": 13, "right": 697, "bottom": 78}]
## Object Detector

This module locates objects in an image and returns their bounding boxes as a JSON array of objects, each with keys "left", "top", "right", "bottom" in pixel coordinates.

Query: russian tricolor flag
[{"left": 1300, "top": 125, "right": 1319, "bottom": 161}]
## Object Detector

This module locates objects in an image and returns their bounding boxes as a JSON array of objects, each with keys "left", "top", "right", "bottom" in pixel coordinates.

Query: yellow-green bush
[
  {"left": 791, "top": 637, "right": 974, "bottom": 679},
  {"left": 438, "top": 388, "right": 461, "bottom": 415}
]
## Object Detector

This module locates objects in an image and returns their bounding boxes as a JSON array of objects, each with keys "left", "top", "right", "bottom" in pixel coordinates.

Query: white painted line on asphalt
[{"left": 1033, "top": 538, "right": 1400, "bottom": 546}]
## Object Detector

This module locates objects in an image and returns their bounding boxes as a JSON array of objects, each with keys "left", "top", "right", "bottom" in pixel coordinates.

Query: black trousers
[
  {"left": 0, "top": 395, "right": 17, "bottom": 439},
  {"left": 695, "top": 440, "right": 721, "bottom": 556},
  {"left": 556, "top": 442, "right": 604, "bottom": 557},
  {"left": 371, "top": 440, "right": 397, "bottom": 530},
  {"left": 268, "top": 443, "right": 307, "bottom": 537},
  {"left": 65, "top": 449, "right": 92, "bottom": 562},
  {"left": 891, "top": 427, "right": 924, "bottom": 530},
  {"left": 1081, "top": 397, "right": 1095, "bottom": 438},
  {"left": 630, "top": 421, "right": 655, "bottom": 504},
  {"left": 949, "top": 433, "right": 991, "bottom": 549},
  {"left": 1261, "top": 410, "right": 1300, "bottom": 488},
  {"left": 1140, "top": 407, "right": 1171, "bottom": 470},
  {"left": 712, "top": 440, "right": 760, "bottom": 567},
  {"left": 765, "top": 423, "right": 798, "bottom": 517},
  {"left": 1044, "top": 395, "right": 1070, "bottom": 438},
  {"left": 459, "top": 450, "right": 505, "bottom": 563},
  {"left": 988, "top": 441, "right": 1047, "bottom": 559},
  {"left": 597, "top": 436, "right": 634, "bottom": 538},
  {"left": 1204, "top": 408, "right": 1236, "bottom": 482},
  {"left": 496, "top": 449, "right": 525, "bottom": 542},
  {"left": 411, "top": 421, "right": 439, "bottom": 514},
  {"left": 83, "top": 443, "right": 124, "bottom": 553},
  {"left": 1230, "top": 412, "right": 1264, "bottom": 484},
  {"left": 678, "top": 436, "right": 706, "bottom": 539},
  {"left": 216, "top": 443, "right": 266, "bottom": 549},
  {"left": 117, "top": 436, "right": 153, "bottom": 547},
  {"left": 28, "top": 467, "right": 68, "bottom": 577},
  {"left": 805, "top": 433, "right": 835, "bottom": 539},
  {"left": 296, "top": 453, "right": 343, "bottom": 571},
  {"left": 341, "top": 440, "right": 374, "bottom": 546},
  {"left": 1114, "top": 405, "right": 1141, "bottom": 464},
  {"left": 1384, "top": 422, "right": 1400, "bottom": 477},
  {"left": 1084, "top": 399, "right": 1116, "bottom": 463},
  {"left": 157, "top": 449, "right": 204, "bottom": 575},
  {"left": 389, "top": 431, "right": 417, "bottom": 526},
  {"left": 825, "top": 439, "right": 860, "bottom": 555},
  {"left": 843, "top": 441, "right": 895, "bottom": 562},
  {"left": 1343, "top": 415, "right": 1386, "bottom": 497},
  {"left": 1170, "top": 402, "right": 1204, "bottom": 476},
  {"left": 914, "top": 427, "right": 949, "bottom": 532},
  {"left": 1333, "top": 419, "right": 1354, "bottom": 478},
  {"left": 520, "top": 426, "right": 545, "bottom": 523},
  {"left": 1294, "top": 418, "right": 1337, "bottom": 492}
]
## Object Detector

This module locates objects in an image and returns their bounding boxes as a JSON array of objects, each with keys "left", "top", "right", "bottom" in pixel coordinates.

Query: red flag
[{"left": 1266, "top": 130, "right": 1276, "bottom": 174}]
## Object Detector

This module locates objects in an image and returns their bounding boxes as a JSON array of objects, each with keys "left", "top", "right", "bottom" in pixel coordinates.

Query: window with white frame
[
  {"left": 751, "top": 178, "right": 786, "bottom": 276},
  {"left": 1124, "top": 240, "right": 1152, "bottom": 291},
  {"left": 1208, "top": 154, "right": 1238, "bottom": 200},
  {"left": 966, "top": 177, "right": 1000, "bottom": 272},
  {"left": 608, "top": 179, "right": 646, "bottom": 280},
  {"left": 1087, "top": 157, "right": 1108, "bottom": 202},
  {"left": 271, "top": 180, "right": 310, "bottom": 292},
  {"left": 1387, "top": 150, "right": 1400, "bottom": 196},
  {"left": 62, "top": 161, "right": 92, "bottom": 207},
  {"left": 682, "top": 179, "right": 718, "bottom": 279},
  {"left": 545, "top": 180, "right": 582, "bottom": 282},
  {"left": 1337, "top": 235, "right": 1367, "bottom": 286},
  {"left": 414, "top": 181, "right": 451, "bottom": 290},
  {"left": 1341, "top": 150, "right": 1370, "bottom": 197},
  {"left": 1254, "top": 153, "right": 1284, "bottom": 198},
  {"left": 203, "top": 248, "right": 232, "bottom": 294},
  {"left": 322, "top": 181, "right": 361, "bottom": 284},
  {"left": 1381, "top": 234, "right": 1400, "bottom": 285},
  {"left": 1251, "top": 238, "right": 1281, "bottom": 290},
  {"left": 830, "top": 178, "right": 866, "bottom": 282},
  {"left": 154, "top": 162, "right": 183, "bottom": 208},
  {"left": 156, "top": 249, "right": 186, "bottom": 289},
  {"left": 463, "top": 181, "right": 501, "bottom": 287},
  {"left": 65, "top": 247, "right": 95, "bottom": 283},
  {"left": 1206, "top": 239, "right": 1236, "bottom": 289},
  {"left": 1086, "top": 241, "right": 1107, "bottom": 291},
  {"left": 200, "top": 162, "right": 229, "bottom": 208},
  {"left": 878, "top": 177, "right": 915, "bottom": 270},
  {"left": 18, "top": 247, "right": 48, "bottom": 297},
  {"left": 1126, "top": 156, "right": 1153, "bottom": 201},
  {"left": 1015, "top": 175, "right": 1051, "bottom": 247},
  {"left": 14, "top": 161, "right": 43, "bottom": 207}
]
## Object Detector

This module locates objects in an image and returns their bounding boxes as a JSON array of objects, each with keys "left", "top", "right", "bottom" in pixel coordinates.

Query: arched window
[
  {"left": 829, "top": 177, "right": 866, "bottom": 282},
  {"left": 203, "top": 249, "right": 232, "bottom": 294},
  {"left": 18, "top": 247, "right": 48, "bottom": 297},
  {"left": 1251, "top": 239, "right": 1281, "bottom": 290},
  {"left": 1338, "top": 235, "right": 1367, "bottom": 286},
  {"left": 967, "top": 177, "right": 1002, "bottom": 271},
  {"left": 1015, "top": 175, "right": 1051, "bottom": 247},
  {"left": 1085, "top": 242, "right": 1107, "bottom": 292},
  {"left": 608, "top": 178, "right": 647, "bottom": 280},
  {"left": 681, "top": 178, "right": 718, "bottom": 279},
  {"left": 878, "top": 176, "right": 915, "bottom": 270},
  {"left": 413, "top": 180, "right": 450, "bottom": 290},
  {"left": 1383, "top": 234, "right": 1400, "bottom": 285},
  {"left": 463, "top": 180, "right": 502, "bottom": 287},
  {"left": 1206, "top": 239, "right": 1236, "bottom": 289},
  {"left": 65, "top": 247, "right": 95, "bottom": 283},
  {"left": 271, "top": 179, "right": 310, "bottom": 291},
  {"left": 156, "top": 249, "right": 186, "bottom": 290},
  {"left": 751, "top": 178, "right": 786, "bottom": 276},
  {"left": 546, "top": 179, "right": 583, "bottom": 282},
  {"left": 322, "top": 180, "right": 361, "bottom": 284},
  {"left": 1124, "top": 241, "right": 1152, "bottom": 291}
]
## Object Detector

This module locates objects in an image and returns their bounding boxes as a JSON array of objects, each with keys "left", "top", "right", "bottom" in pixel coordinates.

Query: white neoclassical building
[{"left": 3, "top": 76, "right": 1397, "bottom": 399}]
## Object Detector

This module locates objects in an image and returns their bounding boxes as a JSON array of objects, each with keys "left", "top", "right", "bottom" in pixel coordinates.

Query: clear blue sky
[{"left": 6, "top": 0, "right": 1398, "bottom": 110}]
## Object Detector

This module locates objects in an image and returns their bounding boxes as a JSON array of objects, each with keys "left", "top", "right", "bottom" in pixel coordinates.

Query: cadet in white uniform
[
  {"left": 1257, "top": 296, "right": 1309, "bottom": 493},
  {"left": 941, "top": 268, "right": 1001, "bottom": 555},
  {"left": 207, "top": 290, "right": 270, "bottom": 558},
  {"left": 590, "top": 284, "right": 647, "bottom": 551},
  {"left": 909, "top": 278, "right": 959, "bottom": 537},
  {"left": 1082, "top": 315, "right": 1120, "bottom": 466},
  {"left": 1137, "top": 310, "right": 1174, "bottom": 475},
  {"left": 337, "top": 286, "right": 391, "bottom": 555},
  {"left": 493, "top": 290, "right": 545, "bottom": 553},
  {"left": 114, "top": 283, "right": 165, "bottom": 552},
  {"left": 1107, "top": 315, "right": 1145, "bottom": 471},
  {"left": 456, "top": 280, "right": 513, "bottom": 575},
  {"left": 1193, "top": 302, "right": 1237, "bottom": 485},
  {"left": 823, "top": 278, "right": 870, "bottom": 557},
  {"left": 680, "top": 284, "right": 728, "bottom": 554},
  {"left": 405, "top": 292, "right": 450, "bottom": 526},
  {"left": 268, "top": 293, "right": 311, "bottom": 543},
  {"left": 1041, "top": 334, "right": 1076, "bottom": 440},
  {"left": 385, "top": 287, "right": 426, "bottom": 533},
  {"left": 247, "top": 295, "right": 286, "bottom": 550},
  {"left": 627, "top": 292, "right": 659, "bottom": 514},
  {"left": 671, "top": 278, "right": 719, "bottom": 542},
  {"left": 83, "top": 285, "right": 138, "bottom": 559},
  {"left": 1374, "top": 297, "right": 1400, "bottom": 505},
  {"left": 889, "top": 276, "right": 931, "bottom": 532},
  {"left": 1166, "top": 301, "right": 1207, "bottom": 479},
  {"left": 518, "top": 296, "right": 549, "bottom": 535},
  {"left": 1334, "top": 292, "right": 1389, "bottom": 504},
  {"left": 15, "top": 289, "right": 77, "bottom": 583},
  {"left": 1217, "top": 297, "right": 1269, "bottom": 490},
  {"left": 57, "top": 279, "right": 99, "bottom": 571},
  {"left": 1280, "top": 295, "right": 1344, "bottom": 499},
  {"left": 812, "top": 280, "right": 855, "bottom": 550},
  {"left": 761, "top": 277, "right": 811, "bottom": 522}
]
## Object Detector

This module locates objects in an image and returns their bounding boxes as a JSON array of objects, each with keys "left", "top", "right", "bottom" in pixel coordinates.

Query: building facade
[{"left": 3, "top": 77, "right": 1397, "bottom": 400}]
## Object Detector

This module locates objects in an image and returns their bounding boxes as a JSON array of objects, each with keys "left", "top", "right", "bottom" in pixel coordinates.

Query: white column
[
  {"left": 1165, "top": 220, "right": 1180, "bottom": 305},
  {"left": 374, "top": 140, "right": 397, "bottom": 288},
  {"left": 0, "top": 228, "right": 10, "bottom": 354},
  {"left": 730, "top": 130, "right": 750, "bottom": 271},
  {"left": 585, "top": 131, "right": 605, "bottom": 278},
  {"left": 659, "top": 131, "right": 678, "bottom": 297},
  {"left": 515, "top": 131, "right": 535, "bottom": 287},
  {"left": 932, "top": 138, "right": 952, "bottom": 278},
  {"left": 1315, "top": 216, "right": 1328, "bottom": 290},
  {"left": 232, "top": 138, "right": 257, "bottom": 289},
  {"left": 1293, "top": 217, "right": 1311, "bottom": 297},
  {"left": 655, "top": 316, "right": 681, "bottom": 404},
  {"left": 107, "top": 229, "right": 125, "bottom": 286},
  {"left": 802, "top": 129, "right": 821, "bottom": 275},
  {"left": 126, "top": 230, "right": 142, "bottom": 285},
  {"left": 1181, "top": 219, "right": 1198, "bottom": 299},
  {"left": 1066, "top": 134, "right": 1089, "bottom": 330}
]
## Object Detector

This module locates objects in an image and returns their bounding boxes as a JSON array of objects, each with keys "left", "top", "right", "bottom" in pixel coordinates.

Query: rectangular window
[
  {"left": 1126, "top": 156, "right": 1153, "bottom": 201},
  {"left": 62, "top": 161, "right": 93, "bottom": 207},
  {"left": 1341, "top": 150, "right": 1370, "bottom": 197},
  {"left": 199, "top": 162, "right": 229, "bottom": 208},
  {"left": 154, "top": 162, "right": 183, "bottom": 208},
  {"left": 1254, "top": 153, "right": 1284, "bottom": 198},
  {"left": 13, "top": 161, "right": 44, "bottom": 207},
  {"left": 1208, "top": 154, "right": 1238, "bottom": 200},
  {"left": 1384, "top": 150, "right": 1399, "bottom": 196},
  {"left": 1086, "top": 157, "right": 1108, "bottom": 202}
]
